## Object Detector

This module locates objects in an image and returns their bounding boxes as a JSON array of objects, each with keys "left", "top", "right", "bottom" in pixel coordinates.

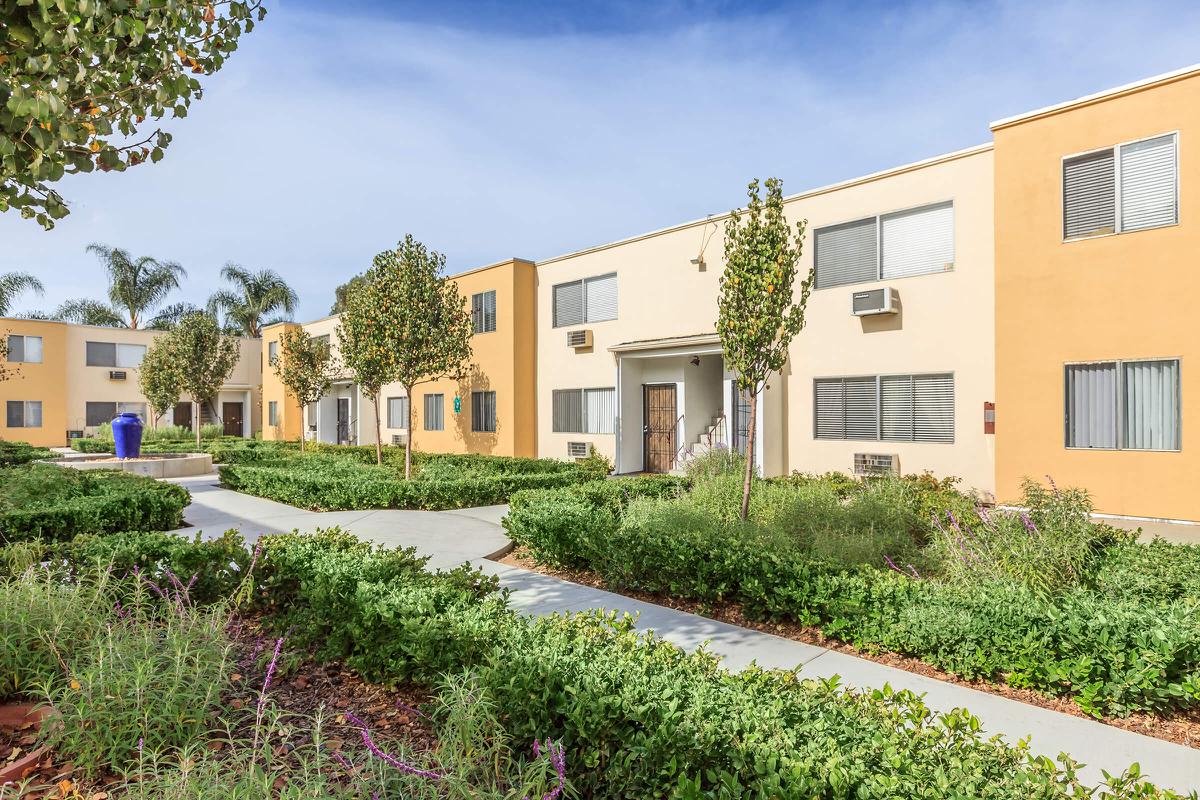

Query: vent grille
[
  {"left": 567, "top": 442, "right": 589, "bottom": 459},
  {"left": 566, "top": 329, "right": 592, "bottom": 348},
  {"left": 854, "top": 453, "right": 898, "bottom": 476},
  {"left": 108, "top": 370, "right": 127, "bottom": 381},
  {"left": 851, "top": 288, "right": 895, "bottom": 316},
  {"left": 391, "top": 433, "right": 408, "bottom": 446}
]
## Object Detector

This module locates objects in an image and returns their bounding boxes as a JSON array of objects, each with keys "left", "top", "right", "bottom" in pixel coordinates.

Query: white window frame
[
  {"left": 813, "top": 371, "right": 955, "bottom": 444},
  {"left": 814, "top": 200, "right": 955, "bottom": 290},
  {"left": 6, "top": 400, "right": 42, "bottom": 428},
  {"left": 551, "top": 272, "right": 618, "bottom": 327},
  {"left": 267, "top": 340, "right": 279, "bottom": 365},
  {"left": 386, "top": 396, "right": 410, "bottom": 429},
  {"left": 1061, "top": 131, "right": 1180, "bottom": 243},
  {"left": 6, "top": 334, "right": 43, "bottom": 364},
  {"left": 1064, "top": 357, "right": 1182, "bottom": 452},
  {"left": 471, "top": 290, "right": 497, "bottom": 334}
]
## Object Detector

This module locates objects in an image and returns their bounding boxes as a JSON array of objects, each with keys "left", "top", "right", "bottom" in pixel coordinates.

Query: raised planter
[
  {"left": 0, "top": 702, "right": 52, "bottom": 784},
  {"left": 49, "top": 452, "right": 214, "bottom": 479}
]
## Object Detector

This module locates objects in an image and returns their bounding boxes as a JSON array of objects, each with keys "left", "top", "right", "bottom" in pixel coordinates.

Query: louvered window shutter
[
  {"left": 843, "top": 377, "right": 879, "bottom": 440},
  {"left": 584, "top": 274, "right": 618, "bottom": 322},
  {"left": 1119, "top": 134, "right": 1177, "bottom": 232},
  {"left": 881, "top": 202, "right": 955, "bottom": 279},
  {"left": 913, "top": 374, "right": 954, "bottom": 443},
  {"left": 880, "top": 375, "right": 914, "bottom": 441},
  {"left": 815, "top": 218, "right": 878, "bottom": 289},
  {"left": 1063, "top": 149, "right": 1116, "bottom": 239},
  {"left": 814, "top": 379, "right": 846, "bottom": 439},
  {"left": 553, "top": 281, "right": 584, "bottom": 327}
]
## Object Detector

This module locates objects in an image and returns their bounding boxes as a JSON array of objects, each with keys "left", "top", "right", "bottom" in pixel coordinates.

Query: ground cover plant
[
  {"left": 0, "top": 527, "right": 1187, "bottom": 798},
  {"left": 504, "top": 453, "right": 1200, "bottom": 719},
  {"left": 0, "top": 463, "right": 188, "bottom": 544},
  {"left": 219, "top": 446, "right": 608, "bottom": 511}
]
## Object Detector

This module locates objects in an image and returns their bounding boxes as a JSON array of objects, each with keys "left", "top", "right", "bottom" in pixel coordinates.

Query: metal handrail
[
  {"left": 672, "top": 413, "right": 687, "bottom": 463},
  {"left": 704, "top": 414, "right": 727, "bottom": 449}
]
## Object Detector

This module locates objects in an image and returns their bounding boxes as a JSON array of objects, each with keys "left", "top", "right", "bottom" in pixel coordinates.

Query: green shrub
[
  {"left": 220, "top": 451, "right": 605, "bottom": 511},
  {"left": 0, "top": 440, "right": 53, "bottom": 466},
  {"left": 0, "top": 463, "right": 189, "bottom": 543}
]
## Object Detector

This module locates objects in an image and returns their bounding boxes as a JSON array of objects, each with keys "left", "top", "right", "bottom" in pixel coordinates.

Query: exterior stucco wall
[
  {"left": 261, "top": 322, "right": 303, "bottom": 442},
  {"left": 0, "top": 319, "right": 68, "bottom": 447},
  {"left": 536, "top": 147, "right": 996, "bottom": 492},
  {"left": 994, "top": 69, "right": 1200, "bottom": 520}
]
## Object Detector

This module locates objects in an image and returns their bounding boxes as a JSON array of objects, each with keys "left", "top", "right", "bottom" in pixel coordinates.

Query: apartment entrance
[
  {"left": 222, "top": 402, "right": 244, "bottom": 436},
  {"left": 336, "top": 398, "right": 351, "bottom": 445},
  {"left": 643, "top": 384, "right": 677, "bottom": 473},
  {"left": 173, "top": 402, "right": 192, "bottom": 430}
]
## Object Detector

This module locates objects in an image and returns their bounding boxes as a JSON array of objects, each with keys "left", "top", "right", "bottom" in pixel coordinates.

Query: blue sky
[{"left": 3, "top": 0, "right": 1199, "bottom": 322}]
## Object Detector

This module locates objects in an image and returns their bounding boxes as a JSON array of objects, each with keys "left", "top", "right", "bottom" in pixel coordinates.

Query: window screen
[
  {"left": 1120, "top": 134, "right": 1178, "bottom": 232},
  {"left": 552, "top": 281, "right": 584, "bottom": 328},
  {"left": 552, "top": 389, "right": 584, "bottom": 433},
  {"left": 880, "top": 202, "right": 954, "bottom": 279},
  {"left": 815, "top": 218, "right": 878, "bottom": 289},
  {"left": 816, "top": 373, "right": 954, "bottom": 443},
  {"left": 584, "top": 274, "right": 618, "bottom": 322},
  {"left": 1063, "top": 149, "right": 1117, "bottom": 239},
  {"left": 268, "top": 401, "right": 279, "bottom": 426},
  {"left": 6, "top": 335, "right": 42, "bottom": 363},
  {"left": 387, "top": 396, "right": 410, "bottom": 429},
  {"left": 471, "top": 391, "right": 496, "bottom": 433},
  {"left": 86, "top": 341, "right": 117, "bottom": 367},
  {"left": 1122, "top": 359, "right": 1180, "bottom": 450},
  {"left": 423, "top": 393, "right": 444, "bottom": 431},
  {"left": 472, "top": 290, "right": 497, "bottom": 333},
  {"left": 86, "top": 401, "right": 118, "bottom": 426},
  {"left": 6, "top": 400, "right": 41, "bottom": 428}
]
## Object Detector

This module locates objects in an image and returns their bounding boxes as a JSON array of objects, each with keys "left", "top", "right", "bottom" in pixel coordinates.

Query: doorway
[
  {"left": 222, "top": 402, "right": 244, "bottom": 437},
  {"left": 173, "top": 402, "right": 192, "bottom": 430},
  {"left": 642, "top": 383, "right": 677, "bottom": 473},
  {"left": 336, "top": 398, "right": 351, "bottom": 445}
]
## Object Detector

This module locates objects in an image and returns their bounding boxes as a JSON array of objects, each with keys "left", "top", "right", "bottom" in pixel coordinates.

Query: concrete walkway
[
  {"left": 166, "top": 474, "right": 509, "bottom": 569},
  {"left": 171, "top": 476, "right": 1200, "bottom": 794}
]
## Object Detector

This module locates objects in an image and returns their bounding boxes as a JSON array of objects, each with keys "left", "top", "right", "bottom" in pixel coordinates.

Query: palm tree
[
  {"left": 55, "top": 299, "right": 128, "bottom": 327},
  {"left": 207, "top": 263, "right": 298, "bottom": 338},
  {"left": 0, "top": 272, "right": 45, "bottom": 316},
  {"left": 146, "top": 302, "right": 204, "bottom": 330},
  {"left": 84, "top": 243, "right": 187, "bottom": 329}
]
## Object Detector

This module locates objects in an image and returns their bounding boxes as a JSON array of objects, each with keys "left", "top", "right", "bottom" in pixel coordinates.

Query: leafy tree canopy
[
  {"left": 271, "top": 327, "right": 337, "bottom": 451},
  {"left": 139, "top": 335, "right": 183, "bottom": 425},
  {"left": 330, "top": 273, "right": 364, "bottom": 316},
  {"left": 1, "top": 0, "right": 266, "bottom": 228},
  {"left": 155, "top": 311, "right": 240, "bottom": 445}
]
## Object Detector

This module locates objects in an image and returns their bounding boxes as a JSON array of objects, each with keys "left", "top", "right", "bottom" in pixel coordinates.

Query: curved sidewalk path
[{"left": 168, "top": 474, "right": 1200, "bottom": 794}]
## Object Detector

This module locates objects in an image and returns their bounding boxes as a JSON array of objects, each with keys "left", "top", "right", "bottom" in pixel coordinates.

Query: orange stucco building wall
[{"left": 994, "top": 68, "right": 1200, "bottom": 520}]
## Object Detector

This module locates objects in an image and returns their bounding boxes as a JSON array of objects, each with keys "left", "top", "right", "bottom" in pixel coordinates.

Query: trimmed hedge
[
  {"left": 70, "top": 436, "right": 300, "bottom": 463},
  {"left": 0, "top": 441, "right": 53, "bottom": 466},
  {"left": 504, "top": 481, "right": 1200, "bottom": 718},
  {"left": 11, "top": 527, "right": 1179, "bottom": 798},
  {"left": 0, "top": 464, "right": 189, "bottom": 543},
  {"left": 220, "top": 451, "right": 608, "bottom": 511}
]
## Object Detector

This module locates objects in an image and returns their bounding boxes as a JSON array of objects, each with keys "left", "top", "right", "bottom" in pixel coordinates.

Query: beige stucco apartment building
[
  {"left": 536, "top": 145, "right": 996, "bottom": 495},
  {"left": 2, "top": 318, "right": 262, "bottom": 447}
]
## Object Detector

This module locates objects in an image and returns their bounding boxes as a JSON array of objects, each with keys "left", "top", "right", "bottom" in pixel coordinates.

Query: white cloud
[{"left": 2, "top": 0, "right": 1198, "bottom": 320}]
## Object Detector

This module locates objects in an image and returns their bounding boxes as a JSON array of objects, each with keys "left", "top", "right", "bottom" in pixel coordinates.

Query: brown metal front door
[
  {"left": 222, "top": 402, "right": 243, "bottom": 436},
  {"left": 643, "top": 384, "right": 677, "bottom": 473}
]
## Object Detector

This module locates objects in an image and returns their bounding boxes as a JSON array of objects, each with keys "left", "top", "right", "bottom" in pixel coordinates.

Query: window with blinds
[
  {"left": 423, "top": 393, "right": 444, "bottom": 431},
  {"left": 1063, "top": 133, "right": 1177, "bottom": 239},
  {"left": 815, "top": 373, "right": 954, "bottom": 443},
  {"left": 387, "top": 396, "right": 409, "bottom": 429},
  {"left": 552, "top": 387, "right": 616, "bottom": 433},
  {"left": 6, "top": 400, "right": 41, "bottom": 428},
  {"left": 471, "top": 290, "right": 497, "bottom": 334},
  {"left": 471, "top": 391, "right": 496, "bottom": 433},
  {"left": 552, "top": 273, "right": 618, "bottom": 327},
  {"left": 268, "top": 401, "right": 278, "bottom": 427},
  {"left": 6, "top": 335, "right": 42, "bottom": 364},
  {"left": 1065, "top": 359, "right": 1179, "bottom": 450},
  {"left": 814, "top": 202, "right": 954, "bottom": 289}
]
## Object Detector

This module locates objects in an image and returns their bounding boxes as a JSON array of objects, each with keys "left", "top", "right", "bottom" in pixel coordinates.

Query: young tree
[
  {"left": 718, "top": 178, "right": 812, "bottom": 520},
  {"left": 338, "top": 236, "right": 473, "bottom": 473},
  {"left": 159, "top": 312, "right": 241, "bottom": 447},
  {"left": 271, "top": 328, "right": 338, "bottom": 452},
  {"left": 1, "top": 1, "right": 266, "bottom": 229},
  {"left": 208, "top": 264, "right": 298, "bottom": 337},
  {"left": 138, "top": 338, "right": 183, "bottom": 430}
]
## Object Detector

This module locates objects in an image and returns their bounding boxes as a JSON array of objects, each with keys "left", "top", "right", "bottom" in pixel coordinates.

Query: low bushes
[
  {"left": 6, "top": 527, "right": 1178, "bottom": 798},
  {"left": 0, "top": 463, "right": 190, "bottom": 543},
  {"left": 0, "top": 440, "right": 52, "bottom": 466},
  {"left": 506, "top": 471, "right": 1200, "bottom": 718},
  {"left": 220, "top": 450, "right": 607, "bottom": 511},
  {"left": 71, "top": 435, "right": 299, "bottom": 463}
]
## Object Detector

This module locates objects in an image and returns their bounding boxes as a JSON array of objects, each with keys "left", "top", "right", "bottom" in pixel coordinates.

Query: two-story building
[{"left": 1, "top": 319, "right": 262, "bottom": 447}]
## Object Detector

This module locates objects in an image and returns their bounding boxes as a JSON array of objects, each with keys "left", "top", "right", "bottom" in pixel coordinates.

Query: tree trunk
[
  {"left": 372, "top": 392, "right": 383, "bottom": 466},
  {"left": 298, "top": 403, "right": 305, "bottom": 453},
  {"left": 403, "top": 384, "right": 414, "bottom": 480},
  {"left": 193, "top": 400, "right": 201, "bottom": 449},
  {"left": 739, "top": 390, "right": 758, "bottom": 521}
]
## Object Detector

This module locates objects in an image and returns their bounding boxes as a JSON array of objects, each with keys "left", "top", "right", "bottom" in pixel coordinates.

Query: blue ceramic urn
[{"left": 112, "top": 412, "right": 144, "bottom": 459}]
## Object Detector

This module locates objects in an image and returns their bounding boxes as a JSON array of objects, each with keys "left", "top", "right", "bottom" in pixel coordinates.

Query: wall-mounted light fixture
[{"left": 689, "top": 356, "right": 701, "bottom": 367}]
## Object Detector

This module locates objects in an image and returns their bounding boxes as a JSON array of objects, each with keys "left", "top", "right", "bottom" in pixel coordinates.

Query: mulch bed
[
  {"left": 498, "top": 547, "right": 1200, "bottom": 750},
  {"left": 1, "top": 616, "right": 439, "bottom": 799}
]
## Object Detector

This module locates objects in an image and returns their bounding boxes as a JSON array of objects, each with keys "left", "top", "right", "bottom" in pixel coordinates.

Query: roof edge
[
  {"left": 536, "top": 142, "right": 993, "bottom": 268},
  {"left": 990, "top": 63, "right": 1200, "bottom": 130}
]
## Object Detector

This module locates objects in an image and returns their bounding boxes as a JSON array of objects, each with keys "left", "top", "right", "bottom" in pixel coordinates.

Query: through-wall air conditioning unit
[
  {"left": 67, "top": 430, "right": 84, "bottom": 440},
  {"left": 108, "top": 370, "right": 127, "bottom": 381},
  {"left": 854, "top": 453, "right": 899, "bottom": 476},
  {"left": 851, "top": 288, "right": 897, "bottom": 316},
  {"left": 391, "top": 433, "right": 408, "bottom": 446},
  {"left": 567, "top": 442, "right": 589, "bottom": 460},
  {"left": 566, "top": 329, "right": 593, "bottom": 349}
]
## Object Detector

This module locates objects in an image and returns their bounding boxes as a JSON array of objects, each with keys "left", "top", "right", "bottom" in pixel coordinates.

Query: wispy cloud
[{"left": 2, "top": 0, "right": 1198, "bottom": 321}]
